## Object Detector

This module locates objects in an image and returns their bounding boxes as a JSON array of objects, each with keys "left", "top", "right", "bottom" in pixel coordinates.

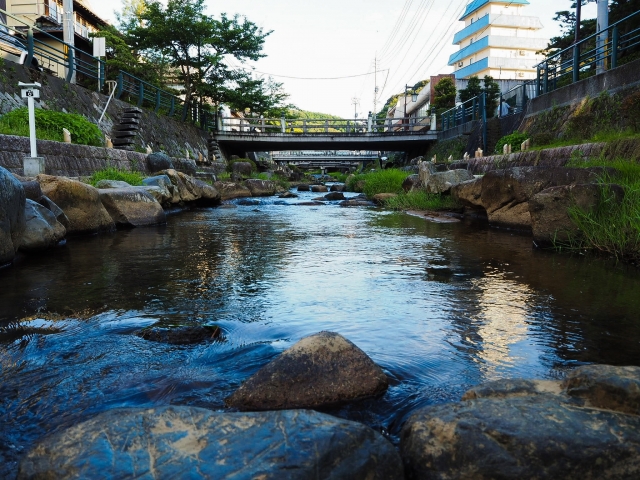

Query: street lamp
[{"left": 404, "top": 84, "right": 419, "bottom": 131}]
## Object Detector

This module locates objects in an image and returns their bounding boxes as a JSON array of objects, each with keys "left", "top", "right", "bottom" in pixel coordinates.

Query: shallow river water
[{"left": 2, "top": 188, "right": 640, "bottom": 475}]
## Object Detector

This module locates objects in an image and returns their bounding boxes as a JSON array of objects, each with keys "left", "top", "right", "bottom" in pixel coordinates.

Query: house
[
  {"left": 5, "top": 0, "right": 108, "bottom": 78},
  {"left": 448, "top": 0, "right": 548, "bottom": 80}
]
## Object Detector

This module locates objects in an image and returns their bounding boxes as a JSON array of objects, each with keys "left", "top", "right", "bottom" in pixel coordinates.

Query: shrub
[
  {"left": 88, "top": 167, "right": 145, "bottom": 186},
  {"left": 383, "top": 190, "right": 460, "bottom": 211},
  {"left": 0, "top": 108, "right": 103, "bottom": 146},
  {"left": 494, "top": 132, "right": 529, "bottom": 154},
  {"left": 347, "top": 169, "right": 409, "bottom": 197}
]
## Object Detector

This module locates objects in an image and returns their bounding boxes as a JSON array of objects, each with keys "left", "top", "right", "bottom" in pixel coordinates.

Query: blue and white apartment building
[{"left": 449, "top": 0, "right": 549, "bottom": 80}]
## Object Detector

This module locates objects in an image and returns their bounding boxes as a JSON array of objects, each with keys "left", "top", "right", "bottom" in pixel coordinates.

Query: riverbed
[{"left": 1, "top": 188, "right": 640, "bottom": 475}]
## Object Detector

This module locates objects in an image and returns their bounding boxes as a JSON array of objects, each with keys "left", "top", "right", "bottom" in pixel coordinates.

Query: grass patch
[
  {"left": 327, "top": 171, "right": 349, "bottom": 182},
  {"left": 347, "top": 169, "right": 409, "bottom": 197},
  {"left": 88, "top": 167, "right": 145, "bottom": 187},
  {"left": 383, "top": 190, "right": 460, "bottom": 211},
  {"left": 558, "top": 157, "right": 640, "bottom": 262},
  {"left": 0, "top": 108, "right": 103, "bottom": 146}
]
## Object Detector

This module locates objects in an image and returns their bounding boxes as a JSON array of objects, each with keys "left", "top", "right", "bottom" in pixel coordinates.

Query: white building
[{"left": 448, "top": 0, "right": 549, "bottom": 80}]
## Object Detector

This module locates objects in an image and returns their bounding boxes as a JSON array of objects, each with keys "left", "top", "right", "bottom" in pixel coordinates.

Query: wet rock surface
[
  {"left": 98, "top": 187, "right": 167, "bottom": 228},
  {"left": 401, "top": 365, "right": 640, "bottom": 480},
  {"left": 225, "top": 331, "right": 389, "bottom": 411},
  {"left": 19, "top": 199, "right": 66, "bottom": 251},
  {"left": 418, "top": 162, "right": 474, "bottom": 194},
  {"left": 244, "top": 179, "right": 277, "bottom": 197},
  {"left": 36, "top": 174, "right": 115, "bottom": 236},
  {"left": 18, "top": 407, "right": 403, "bottom": 480},
  {"left": 0, "top": 166, "right": 26, "bottom": 265},
  {"left": 136, "top": 325, "right": 223, "bottom": 345},
  {"left": 214, "top": 181, "right": 252, "bottom": 200}
]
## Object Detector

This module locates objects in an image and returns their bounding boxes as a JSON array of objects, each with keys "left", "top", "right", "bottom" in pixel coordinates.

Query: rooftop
[{"left": 460, "top": 0, "right": 530, "bottom": 20}]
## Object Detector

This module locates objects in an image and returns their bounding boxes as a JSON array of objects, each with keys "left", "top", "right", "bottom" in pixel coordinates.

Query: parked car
[{"left": 0, "top": 25, "right": 39, "bottom": 70}]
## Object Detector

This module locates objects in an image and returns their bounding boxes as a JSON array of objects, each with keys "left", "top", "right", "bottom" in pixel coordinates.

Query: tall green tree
[
  {"left": 482, "top": 75, "right": 500, "bottom": 118},
  {"left": 458, "top": 76, "right": 482, "bottom": 103},
  {"left": 432, "top": 77, "right": 456, "bottom": 111},
  {"left": 126, "top": 0, "right": 271, "bottom": 109}
]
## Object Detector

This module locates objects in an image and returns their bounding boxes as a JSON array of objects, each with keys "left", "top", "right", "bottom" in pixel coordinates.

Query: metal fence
[{"left": 535, "top": 10, "right": 640, "bottom": 94}]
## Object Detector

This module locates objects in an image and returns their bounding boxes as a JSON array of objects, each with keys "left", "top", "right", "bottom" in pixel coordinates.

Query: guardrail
[
  {"left": 535, "top": 10, "right": 640, "bottom": 94},
  {"left": 499, "top": 80, "right": 537, "bottom": 116},
  {"left": 218, "top": 115, "right": 432, "bottom": 134}
]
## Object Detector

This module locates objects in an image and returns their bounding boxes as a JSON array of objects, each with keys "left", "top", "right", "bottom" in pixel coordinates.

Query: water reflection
[{"left": 1, "top": 192, "right": 640, "bottom": 477}]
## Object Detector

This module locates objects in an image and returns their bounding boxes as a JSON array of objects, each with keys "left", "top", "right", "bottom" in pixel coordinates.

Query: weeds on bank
[
  {"left": 347, "top": 169, "right": 409, "bottom": 197},
  {"left": 383, "top": 190, "right": 460, "bottom": 211},
  {"left": 88, "top": 167, "right": 145, "bottom": 187},
  {"left": 558, "top": 157, "right": 640, "bottom": 262}
]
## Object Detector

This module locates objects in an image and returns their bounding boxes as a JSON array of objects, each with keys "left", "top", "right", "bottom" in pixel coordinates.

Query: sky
[{"left": 88, "top": 0, "right": 599, "bottom": 118}]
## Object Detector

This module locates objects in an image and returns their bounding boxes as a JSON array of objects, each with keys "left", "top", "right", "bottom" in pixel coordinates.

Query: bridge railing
[
  {"left": 218, "top": 115, "right": 432, "bottom": 134},
  {"left": 535, "top": 9, "right": 640, "bottom": 94}
]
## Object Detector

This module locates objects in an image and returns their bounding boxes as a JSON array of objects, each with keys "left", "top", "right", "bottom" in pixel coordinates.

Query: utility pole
[
  {"left": 352, "top": 97, "right": 359, "bottom": 119},
  {"left": 575, "top": 0, "right": 582, "bottom": 43},
  {"left": 596, "top": 0, "right": 609, "bottom": 74},
  {"left": 63, "top": 0, "right": 76, "bottom": 83},
  {"left": 373, "top": 55, "right": 378, "bottom": 117}
]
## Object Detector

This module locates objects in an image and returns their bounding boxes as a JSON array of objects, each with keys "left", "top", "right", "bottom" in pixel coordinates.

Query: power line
[{"left": 238, "top": 68, "right": 389, "bottom": 81}]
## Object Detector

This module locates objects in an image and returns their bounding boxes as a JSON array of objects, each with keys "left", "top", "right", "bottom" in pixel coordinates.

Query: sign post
[{"left": 19, "top": 81, "right": 44, "bottom": 176}]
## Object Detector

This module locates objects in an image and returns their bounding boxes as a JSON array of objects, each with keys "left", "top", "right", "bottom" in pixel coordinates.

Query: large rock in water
[
  {"left": 418, "top": 161, "right": 474, "bottom": 194},
  {"left": 529, "top": 183, "right": 624, "bottom": 246},
  {"left": 480, "top": 167, "right": 606, "bottom": 230},
  {"left": 19, "top": 199, "right": 66, "bottom": 251},
  {"left": 141, "top": 175, "right": 174, "bottom": 205},
  {"left": 225, "top": 331, "right": 389, "bottom": 410},
  {"left": 98, "top": 187, "right": 166, "bottom": 228},
  {"left": 160, "top": 169, "right": 221, "bottom": 206},
  {"left": 401, "top": 365, "right": 640, "bottom": 480},
  {"left": 36, "top": 175, "right": 115, "bottom": 236},
  {"left": 0, "top": 166, "right": 26, "bottom": 265},
  {"left": 244, "top": 178, "right": 277, "bottom": 197},
  {"left": 18, "top": 406, "right": 403, "bottom": 479},
  {"left": 214, "top": 181, "right": 252, "bottom": 200}
]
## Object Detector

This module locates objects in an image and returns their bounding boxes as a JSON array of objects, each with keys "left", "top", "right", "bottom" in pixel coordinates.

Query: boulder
[
  {"left": 142, "top": 175, "right": 174, "bottom": 205},
  {"left": 225, "top": 331, "right": 389, "bottom": 410},
  {"left": 147, "top": 152, "right": 174, "bottom": 172},
  {"left": 244, "top": 179, "right": 277, "bottom": 197},
  {"left": 98, "top": 187, "right": 166, "bottom": 228},
  {"left": 231, "top": 161, "right": 254, "bottom": 177},
  {"left": 402, "top": 174, "right": 420, "bottom": 192},
  {"left": 38, "top": 196, "right": 70, "bottom": 229},
  {"left": 19, "top": 407, "right": 403, "bottom": 480},
  {"left": 0, "top": 166, "right": 26, "bottom": 265},
  {"left": 95, "top": 180, "right": 132, "bottom": 189},
  {"left": 324, "top": 192, "right": 346, "bottom": 201},
  {"left": 173, "top": 158, "right": 197, "bottom": 176},
  {"left": 297, "top": 184, "right": 311, "bottom": 192},
  {"left": 214, "top": 181, "right": 252, "bottom": 200},
  {"left": 278, "top": 191, "right": 298, "bottom": 199},
  {"left": 36, "top": 175, "right": 115, "bottom": 236},
  {"left": 237, "top": 199, "right": 261, "bottom": 206},
  {"left": 19, "top": 199, "right": 66, "bottom": 251},
  {"left": 450, "top": 177, "right": 483, "bottom": 209},
  {"left": 562, "top": 364, "right": 640, "bottom": 415},
  {"left": 372, "top": 193, "right": 397, "bottom": 205},
  {"left": 330, "top": 183, "right": 346, "bottom": 192},
  {"left": 340, "top": 199, "right": 376, "bottom": 207},
  {"left": 529, "top": 183, "right": 624, "bottom": 246},
  {"left": 136, "top": 325, "right": 223, "bottom": 345},
  {"left": 401, "top": 366, "right": 640, "bottom": 480},
  {"left": 418, "top": 162, "right": 474, "bottom": 194},
  {"left": 160, "top": 169, "right": 221, "bottom": 206},
  {"left": 480, "top": 167, "right": 605, "bottom": 230},
  {"left": 20, "top": 180, "right": 43, "bottom": 201},
  {"left": 311, "top": 185, "right": 329, "bottom": 192}
]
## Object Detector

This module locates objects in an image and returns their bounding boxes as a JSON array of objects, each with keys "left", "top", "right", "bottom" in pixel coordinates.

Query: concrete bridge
[
  {"left": 212, "top": 116, "right": 438, "bottom": 159},
  {"left": 271, "top": 151, "right": 379, "bottom": 170}
]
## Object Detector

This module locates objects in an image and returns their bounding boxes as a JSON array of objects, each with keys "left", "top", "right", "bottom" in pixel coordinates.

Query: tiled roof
[{"left": 460, "top": 0, "right": 530, "bottom": 20}]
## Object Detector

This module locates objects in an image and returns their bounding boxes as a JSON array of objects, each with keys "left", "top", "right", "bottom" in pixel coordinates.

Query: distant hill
[{"left": 288, "top": 109, "right": 344, "bottom": 120}]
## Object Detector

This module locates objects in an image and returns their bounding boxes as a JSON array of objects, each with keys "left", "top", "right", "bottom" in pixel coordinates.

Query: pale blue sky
[{"left": 90, "top": 1, "right": 598, "bottom": 117}]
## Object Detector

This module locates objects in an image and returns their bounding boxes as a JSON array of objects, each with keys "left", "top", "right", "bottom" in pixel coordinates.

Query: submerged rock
[
  {"left": 18, "top": 407, "right": 403, "bottom": 479},
  {"left": 225, "top": 331, "right": 388, "bottom": 411},
  {"left": 0, "top": 166, "right": 26, "bottom": 265},
  {"left": 401, "top": 365, "right": 640, "bottom": 480},
  {"left": 19, "top": 199, "right": 66, "bottom": 251},
  {"left": 136, "top": 325, "right": 223, "bottom": 345}
]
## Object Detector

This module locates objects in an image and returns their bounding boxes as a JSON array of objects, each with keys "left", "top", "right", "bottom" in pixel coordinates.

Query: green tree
[
  {"left": 482, "top": 75, "right": 500, "bottom": 118},
  {"left": 458, "top": 76, "right": 482, "bottom": 103},
  {"left": 432, "top": 77, "right": 456, "bottom": 111},
  {"left": 223, "top": 75, "right": 294, "bottom": 117},
  {"left": 126, "top": 0, "right": 271, "bottom": 109}
]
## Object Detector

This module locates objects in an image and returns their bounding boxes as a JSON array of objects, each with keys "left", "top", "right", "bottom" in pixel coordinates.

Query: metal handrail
[{"left": 535, "top": 10, "right": 640, "bottom": 94}]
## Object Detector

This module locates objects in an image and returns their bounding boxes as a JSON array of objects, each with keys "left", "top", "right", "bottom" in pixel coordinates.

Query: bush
[
  {"left": 494, "top": 132, "right": 529, "bottom": 154},
  {"left": 0, "top": 108, "right": 103, "bottom": 146},
  {"left": 88, "top": 167, "right": 145, "bottom": 186},
  {"left": 383, "top": 190, "right": 460, "bottom": 211},
  {"left": 347, "top": 169, "right": 409, "bottom": 197}
]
